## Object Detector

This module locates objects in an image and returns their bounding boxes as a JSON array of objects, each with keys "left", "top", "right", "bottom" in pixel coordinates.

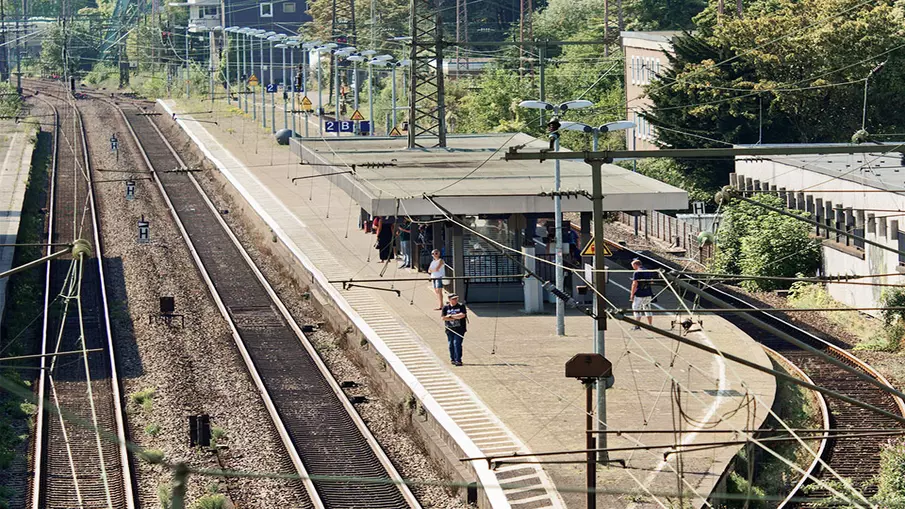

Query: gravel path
[
  {"left": 80, "top": 96, "right": 309, "bottom": 508},
  {"left": 150, "top": 113, "right": 465, "bottom": 508}
]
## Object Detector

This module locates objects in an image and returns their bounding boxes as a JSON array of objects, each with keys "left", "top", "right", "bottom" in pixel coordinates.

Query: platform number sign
[
  {"left": 266, "top": 83, "right": 278, "bottom": 93},
  {"left": 326, "top": 120, "right": 370, "bottom": 133},
  {"left": 126, "top": 180, "right": 136, "bottom": 201},
  {"left": 138, "top": 217, "right": 150, "bottom": 243}
]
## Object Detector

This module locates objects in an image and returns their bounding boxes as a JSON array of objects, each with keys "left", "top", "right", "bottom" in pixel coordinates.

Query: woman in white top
[{"left": 428, "top": 249, "right": 446, "bottom": 310}]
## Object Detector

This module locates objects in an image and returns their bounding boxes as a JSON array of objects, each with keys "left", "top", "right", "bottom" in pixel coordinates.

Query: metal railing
[{"left": 614, "top": 211, "right": 715, "bottom": 264}]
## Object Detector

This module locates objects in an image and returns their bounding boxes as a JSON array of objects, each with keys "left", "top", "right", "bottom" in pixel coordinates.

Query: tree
[
  {"left": 712, "top": 194, "right": 820, "bottom": 291},
  {"left": 622, "top": 0, "right": 707, "bottom": 31},
  {"left": 647, "top": 0, "right": 905, "bottom": 145}
]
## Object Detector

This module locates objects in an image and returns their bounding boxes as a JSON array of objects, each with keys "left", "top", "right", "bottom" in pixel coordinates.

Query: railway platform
[
  {"left": 0, "top": 121, "right": 37, "bottom": 328},
  {"left": 160, "top": 99, "right": 777, "bottom": 509}
]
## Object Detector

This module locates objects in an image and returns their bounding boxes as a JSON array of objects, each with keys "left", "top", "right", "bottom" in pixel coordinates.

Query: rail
[{"left": 115, "top": 98, "right": 420, "bottom": 508}]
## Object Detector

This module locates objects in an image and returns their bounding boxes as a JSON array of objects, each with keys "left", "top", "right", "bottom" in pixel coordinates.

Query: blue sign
[
  {"left": 293, "top": 84, "right": 304, "bottom": 93},
  {"left": 266, "top": 83, "right": 278, "bottom": 93},
  {"left": 326, "top": 120, "right": 372, "bottom": 133}
]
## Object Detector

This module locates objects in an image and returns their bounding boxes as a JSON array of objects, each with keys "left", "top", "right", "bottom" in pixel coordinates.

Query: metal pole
[
  {"left": 592, "top": 129, "right": 599, "bottom": 151},
  {"left": 269, "top": 40, "right": 275, "bottom": 133},
  {"left": 317, "top": 52, "right": 323, "bottom": 135},
  {"left": 290, "top": 48, "right": 296, "bottom": 135},
  {"left": 590, "top": 160, "right": 608, "bottom": 463},
  {"left": 862, "top": 77, "right": 870, "bottom": 131},
  {"left": 334, "top": 51, "right": 341, "bottom": 136},
  {"left": 251, "top": 35, "right": 256, "bottom": 120},
  {"left": 184, "top": 27, "right": 189, "bottom": 98},
  {"left": 208, "top": 31, "right": 214, "bottom": 111},
  {"left": 280, "top": 46, "right": 287, "bottom": 130},
  {"left": 225, "top": 31, "right": 230, "bottom": 104},
  {"left": 391, "top": 64, "right": 397, "bottom": 129},
  {"left": 368, "top": 63, "right": 374, "bottom": 136},
  {"left": 554, "top": 134, "right": 564, "bottom": 336},
  {"left": 538, "top": 43, "right": 546, "bottom": 128},
  {"left": 303, "top": 48, "right": 310, "bottom": 138},
  {"left": 353, "top": 60, "right": 360, "bottom": 135},
  {"left": 260, "top": 36, "right": 266, "bottom": 129},
  {"left": 242, "top": 34, "right": 248, "bottom": 114},
  {"left": 586, "top": 382, "right": 596, "bottom": 509}
]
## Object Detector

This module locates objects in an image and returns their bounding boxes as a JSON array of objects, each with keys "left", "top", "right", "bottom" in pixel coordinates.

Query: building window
[
  {"left": 199, "top": 5, "right": 218, "bottom": 17},
  {"left": 631, "top": 56, "right": 636, "bottom": 84},
  {"left": 283, "top": 2, "right": 296, "bottom": 12},
  {"left": 260, "top": 2, "right": 273, "bottom": 17}
]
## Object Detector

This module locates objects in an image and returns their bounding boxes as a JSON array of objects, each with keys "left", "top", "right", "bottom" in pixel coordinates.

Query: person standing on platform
[
  {"left": 375, "top": 216, "right": 395, "bottom": 261},
  {"left": 397, "top": 219, "right": 412, "bottom": 268},
  {"left": 428, "top": 249, "right": 446, "bottom": 310},
  {"left": 442, "top": 294, "right": 467, "bottom": 366},
  {"left": 629, "top": 258, "right": 654, "bottom": 330}
]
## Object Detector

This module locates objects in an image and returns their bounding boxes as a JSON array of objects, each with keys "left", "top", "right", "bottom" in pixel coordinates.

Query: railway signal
[
  {"left": 137, "top": 216, "right": 149, "bottom": 243},
  {"left": 110, "top": 133, "right": 119, "bottom": 160}
]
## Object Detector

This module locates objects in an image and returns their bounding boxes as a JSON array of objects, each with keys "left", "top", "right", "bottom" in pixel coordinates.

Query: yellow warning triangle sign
[
  {"left": 248, "top": 74, "right": 259, "bottom": 87},
  {"left": 349, "top": 109, "right": 365, "bottom": 121},
  {"left": 580, "top": 236, "right": 613, "bottom": 257},
  {"left": 301, "top": 96, "right": 312, "bottom": 106},
  {"left": 389, "top": 127, "right": 402, "bottom": 136}
]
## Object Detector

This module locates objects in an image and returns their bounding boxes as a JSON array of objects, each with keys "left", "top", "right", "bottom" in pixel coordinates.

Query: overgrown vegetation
[
  {"left": 0, "top": 125, "right": 49, "bottom": 508},
  {"left": 716, "top": 357, "right": 821, "bottom": 508},
  {"left": 712, "top": 194, "right": 820, "bottom": 290},
  {"left": 209, "top": 426, "right": 226, "bottom": 449},
  {"left": 189, "top": 494, "right": 227, "bottom": 509},
  {"left": 129, "top": 387, "right": 156, "bottom": 412}
]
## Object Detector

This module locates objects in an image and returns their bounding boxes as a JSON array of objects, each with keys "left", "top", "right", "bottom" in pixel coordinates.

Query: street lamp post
[
  {"left": 390, "top": 60, "right": 409, "bottom": 131},
  {"left": 517, "top": 99, "right": 593, "bottom": 337},
  {"left": 334, "top": 47, "right": 357, "bottom": 137},
  {"left": 302, "top": 42, "right": 319, "bottom": 138},
  {"left": 287, "top": 39, "right": 300, "bottom": 135},
  {"left": 267, "top": 34, "right": 280, "bottom": 133},
  {"left": 276, "top": 42, "right": 289, "bottom": 130},
  {"left": 347, "top": 54, "right": 364, "bottom": 135},
  {"left": 862, "top": 61, "right": 886, "bottom": 132},
  {"left": 184, "top": 25, "right": 192, "bottom": 98},
  {"left": 257, "top": 31, "right": 270, "bottom": 129},
  {"left": 250, "top": 30, "right": 259, "bottom": 121},
  {"left": 554, "top": 119, "right": 634, "bottom": 463},
  {"left": 314, "top": 44, "right": 337, "bottom": 136}
]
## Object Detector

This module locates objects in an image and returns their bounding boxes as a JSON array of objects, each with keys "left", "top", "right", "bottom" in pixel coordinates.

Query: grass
[
  {"left": 787, "top": 282, "right": 881, "bottom": 345},
  {"left": 129, "top": 387, "right": 156, "bottom": 412},
  {"left": 0, "top": 126, "right": 50, "bottom": 499},
  {"left": 209, "top": 426, "right": 226, "bottom": 449},
  {"left": 144, "top": 423, "right": 161, "bottom": 437},
  {"left": 189, "top": 494, "right": 227, "bottom": 509},
  {"left": 714, "top": 355, "right": 822, "bottom": 508}
]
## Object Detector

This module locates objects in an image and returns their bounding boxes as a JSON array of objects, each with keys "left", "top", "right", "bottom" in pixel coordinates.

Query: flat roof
[
  {"left": 292, "top": 133, "right": 688, "bottom": 216},
  {"left": 737, "top": 144, "right": 905, "bottom": 193}
]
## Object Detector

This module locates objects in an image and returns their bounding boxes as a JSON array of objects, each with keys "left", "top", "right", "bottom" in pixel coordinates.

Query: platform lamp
[
  {"left": 237, "top": 28, "right": 252, "bottom": 116},
  {"left": 285, "top": 39, "right": 301, "bottom": 136},
  {"left": 389, "top": 59, "right": 410, "bottom": 132},
  {"left": 358, "top": 50, "right": 377, "bottom": 135},
  {"left": 301, "top": 41, "right": 323, "bottom": 137},
  {"left": 266, "top": 34, "right": 283, "bottom": 133},
  {"left": 346, "top": 54, "right": 365, "bottom": 135},
  {"left": 275, "top": 40, "right": 290, "bottom": 130},
  {"left": 333, "top": 46, "right": 358, "bottom": 136},
  {"left": 557, "top": 118, "right": 634, "bottom": 462},
  {"left": 255, "top": 31, "right": 274, "bottom": 130},
  {"left": 517, "top": 99, "right": 593, "bottom": 337},
  {"left": 312, "top": 43, "right": 338, "bottom": 136},
  {"left": 224, "top": 27, "right": 238, "bottom": 105},
  {"left": 209, "top": 26, "right": 223, "bottom": 110},
  {"left": 365, "top": 53, "right": 391, "bottom": 136}
]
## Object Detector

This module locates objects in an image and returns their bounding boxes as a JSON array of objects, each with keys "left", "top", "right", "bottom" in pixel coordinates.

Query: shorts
[
  {"left": 632, "top": 296, "right": 653, "bottom": 317},
  {"left": 431, "top": 278, "right": 444, "bottom": 289}
]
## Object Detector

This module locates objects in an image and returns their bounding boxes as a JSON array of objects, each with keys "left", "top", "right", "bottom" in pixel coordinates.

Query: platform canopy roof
[{"left": 292, "top": 133, "right": 688, "bottom": 216}]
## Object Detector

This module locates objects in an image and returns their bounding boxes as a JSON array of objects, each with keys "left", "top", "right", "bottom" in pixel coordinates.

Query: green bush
[
  {"left": 144, "top": 423, "right": 161, "bottom": 436},
  {"left": 130, "top": 388, "right": 155, "bottom": 412},
  {"left": 189, "top": 494, "right": 227, "bottom": 509},
  {"left": 712, "top": 194, "right": 820, "bottom": 291},
  {"left": 875, "top": 440, "right": 905, "bottom": 507}
]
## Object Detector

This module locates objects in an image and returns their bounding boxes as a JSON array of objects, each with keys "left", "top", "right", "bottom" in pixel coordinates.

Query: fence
[
  {"left": 463, "top": 253, "right": 560, "bottom": 283},
  {"left": 614, "top": 211, "right": 715, "bottom": 264}
]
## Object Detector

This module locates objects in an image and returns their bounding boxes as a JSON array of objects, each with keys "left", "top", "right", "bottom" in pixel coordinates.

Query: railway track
[
  {"left": 108, "top": 98, "right": 420, "bottom": 508},
  {"left": 612, "top": 245, "right": 905, "bottom": 508},
  {"left": 27, "top": 85, "right": 135, "bottom": 508}
]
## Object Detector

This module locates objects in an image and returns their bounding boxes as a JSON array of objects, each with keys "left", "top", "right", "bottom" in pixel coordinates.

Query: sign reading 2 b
[{"left": 325, "top": 120, "right": 371, "bottom": 133}]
